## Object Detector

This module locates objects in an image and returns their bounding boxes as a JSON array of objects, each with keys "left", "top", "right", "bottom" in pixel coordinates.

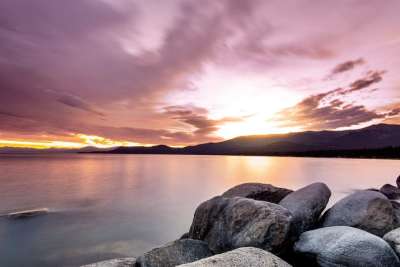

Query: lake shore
[{"left": 84, "top": 176, "right": 400, "bottom": 267}]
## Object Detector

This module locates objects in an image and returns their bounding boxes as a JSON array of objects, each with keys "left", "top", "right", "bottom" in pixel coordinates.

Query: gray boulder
[
  {"left": 294, "top": 226, "right": 400, "bottom": 267},
  {"left": 381, "top": 184, "right": 400, "bottom": 200},
  {"left": 392, "top": 201, "right": 400, "bottom": 228},
  {"left": 136, "top": 239, "right": 212, "bottom": 267},
  {"left": 177, "top": 247, "right": 292, "bottom": 267},
  {"left": 384, "top": 228, "right": 400, "bottom": 257},
  {"left": 81, "top": 258, "right": 136, "bottom": 267},
  {"left": 222, "top": 183, "right": 292, "bottom": 203},
  {"left": 322, "top": 190, "right": 394, "bottom": 236},
  {"left": 279, "top": 183, "right": 331, "bottom": 236},
  {"left": 188, "top": 196, "right": 292, "bottom": 254}
]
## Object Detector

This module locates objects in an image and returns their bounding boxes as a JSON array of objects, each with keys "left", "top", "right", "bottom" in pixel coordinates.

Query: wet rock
[
  {"left": 135, "top": 239, "right": 212, "bottom": 267},
  {"left": 222, "top": 183, "right": 292, "bottom": 203},
  {"left": 321, "top": 190, "right": 394, "bottom": 236},
  {"left": 6, "top": 208, "right": 49, "bottom": 219},
  {"left": 294, "top": 226, "right": 400, "bottom": 267},
  {"left": 279, "top": 183, "right": 331, "bottom": 236},
  {"left": 81, "top": 258, "right": 136, "bottom": 267},
  {"left": 188, "top": 196, "right": 292, "bottom": 254},
  {"left": 381, "top": 184, "right": 400, "bottom": 200},
  {"left": 384, "top": 228, "right": 400, "bottom": 257},
  {"left": 177, "top": 247, "right": 292, "bottom": 267}
]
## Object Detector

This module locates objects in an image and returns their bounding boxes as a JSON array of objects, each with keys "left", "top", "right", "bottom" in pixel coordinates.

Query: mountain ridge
[{"left": 101, "top": 123, "right": 400, "bottom": 158}]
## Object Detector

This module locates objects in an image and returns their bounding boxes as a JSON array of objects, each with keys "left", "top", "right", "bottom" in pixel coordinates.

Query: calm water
[{"left": 0, "top": 154, "right": 399, "bottom": 266}]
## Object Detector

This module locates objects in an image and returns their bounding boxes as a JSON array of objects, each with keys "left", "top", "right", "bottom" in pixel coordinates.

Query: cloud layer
[{"left": 0, "top": 0, "right": 400, "bottom": 146}]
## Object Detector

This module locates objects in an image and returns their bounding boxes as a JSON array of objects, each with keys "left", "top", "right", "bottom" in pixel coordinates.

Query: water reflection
[{"left": 0, "top": 154, "right": 398, "bottom": 266}]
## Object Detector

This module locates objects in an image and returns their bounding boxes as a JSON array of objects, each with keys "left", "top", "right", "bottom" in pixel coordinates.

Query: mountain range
[
  {"left": 101, "top": 123, "right": 400, "bottom": 158},
  {"left": 2, "top": 124, "right": 399, "bottom": 158}
]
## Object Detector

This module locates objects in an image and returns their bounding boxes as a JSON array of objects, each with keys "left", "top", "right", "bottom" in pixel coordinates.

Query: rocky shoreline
[{"left": 83, "top": 175, "right": 400, "bottom": 267}]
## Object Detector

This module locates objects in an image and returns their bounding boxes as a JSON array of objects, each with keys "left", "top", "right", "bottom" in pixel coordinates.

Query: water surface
[{"left": 0, "top": 154, "right": 398, "bottom": 266}]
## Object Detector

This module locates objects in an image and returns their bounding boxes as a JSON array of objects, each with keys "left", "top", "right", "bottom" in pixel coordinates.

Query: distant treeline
[
  {"left": 254, "top": 146, "right": 400, "bottom": 159},
  {"left": 94, "top": 146, "right": 400, "bottom": 159}
]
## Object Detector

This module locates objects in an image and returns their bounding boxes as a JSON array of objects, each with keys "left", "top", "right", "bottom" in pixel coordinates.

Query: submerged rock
[
  {"left": 177, "top": 247, "right": 292, "bottom": 267},
  {"left": 188, "top": 196, "right": 292, "bottom": 254},
  {"left": 135, "top": 239, "right": 212, "bottom": 267},
  {"left": 6, "top": 208, "right": 49, "bottom": 219},
  {"left": 384, "top": 228, "right": 400, "bottom": 257},
  {"left": 294, "top": 226, "right": 400, "bottom": 267},
  {"left": 81, "top": 258, "right": 136, "bottom": 267},
  {"left": 321, "top": 190, "right": 394, "bottom": 236},
  {"left": 279, "top": 183, "right": 331, "bottom": 237},
  {"left": 381, "top": 184, "right": 400, "bottom": 200},
  {"left": 222, "top": 183, "right": 292, "bottom": 203}
]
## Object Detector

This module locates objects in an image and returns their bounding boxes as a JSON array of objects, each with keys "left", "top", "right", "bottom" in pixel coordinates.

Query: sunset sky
[{"left": 1, "top": 0, "right": 400, "bottom": 148}]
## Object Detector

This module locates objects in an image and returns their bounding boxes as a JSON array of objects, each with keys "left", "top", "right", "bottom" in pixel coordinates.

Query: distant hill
[
  {"left": 0, "top": 146, "right": 112, "bottom": 154},
  {"left": 102, "top": 124, "right": 400, "bottom": 158}
]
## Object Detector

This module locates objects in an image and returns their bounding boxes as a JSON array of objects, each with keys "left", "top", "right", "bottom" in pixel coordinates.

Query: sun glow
[
  {"left": 0, "top": 134, "right": 151, "bottom": 149},
  {"left": 0, "top": 140, "right": 84, "bottom": 149},
  {"left": 166, "top": 65, "right": 303, "bottom": 139},
  {"left": 74, "top": 134, "right": 145, "bottom": 148}
]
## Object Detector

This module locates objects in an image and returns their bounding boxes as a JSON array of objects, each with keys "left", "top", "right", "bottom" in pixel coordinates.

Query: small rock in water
[
  {"left": 177, "top": 247, "right": 292, "bottom": 267},
  {"left": 6, "top": 208, "right": 49, "bottom": 219},
  {"left": 294, "top": 226, "right": 400, "bottom": 267},
  {"left": 279, "top": 182, "right": 331, "bottom": 237},
  {"left": 135, "top": 239, "right": 212, "bottom": 267},
  {"left": 81, "top": 258, "right": 136, "bottom": 267},
  {"left": 321, "top": 190, "right": 394, "bottom": 236},
  {"left": 381, "top": 184, "right": 400, "bottom": 199},
  {"left": 222, "top": 183, "right": 293, "bottom": 203},
  {"left": 188, "top": 196, "right": 292, "bottom": 254}
]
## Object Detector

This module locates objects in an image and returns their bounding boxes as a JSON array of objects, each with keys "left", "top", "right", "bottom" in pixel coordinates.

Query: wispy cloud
[{"left": 274, "top": 66, "right": 398, "bottom": 130}]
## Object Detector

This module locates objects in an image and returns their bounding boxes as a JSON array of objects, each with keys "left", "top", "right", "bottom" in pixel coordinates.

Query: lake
[{"left": 0, "top": 154, "right": 399, "bottom": 266}]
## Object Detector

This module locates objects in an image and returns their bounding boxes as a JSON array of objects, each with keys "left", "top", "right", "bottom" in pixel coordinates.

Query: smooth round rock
[
  {"left": 381, "top": 184, "right": 400, "bottom": 200},
  {"left": 222, "top": 183, "right": 293, "bottom": 203},
  {"left": 177, "top": 247, "right": 292, "bottom": 267},
  {"left": 279, "top": 182, "right": 331, "bottom": 236},
  {"left": 136, "top": 239, "right": 212, "bottom": 267},
  {"left": 384, "top": 227, "right": 400, "bottom": 257},
  {"left": 188, "top": 196, "right": 292, "bottom": 254},
  {"left": 294, "top": 226, "right": 400, "bottom": 267},
  {"left": 322, "top": 190, "right": 394, "bottom": 236}
]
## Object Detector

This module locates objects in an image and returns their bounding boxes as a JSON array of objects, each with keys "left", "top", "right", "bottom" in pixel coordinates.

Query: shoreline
[{"left": 83, "top": 177, "right": 400, "bottom": 267}]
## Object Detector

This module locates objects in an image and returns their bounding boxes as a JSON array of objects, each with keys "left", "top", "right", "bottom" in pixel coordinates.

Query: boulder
[
  {"left": 188, "top": 196, "right": 292, "bottom": 254},
  {"left": 135, "top": 239, "right": 212, "bottom": 267},
  {"left": 279, "top": 183, "right": 331, "bottom": 236},
  {"left": 222, "top": 183, "right": 292, "bottom": 203},
  {"left": 294, "top": 226, "right": 400, "bottom": 267},
  {"left": 392, "top": 201, "right": 400, "bottom": 228},
  {"left": 384, "top": 228, "right": 400, "bottom": 257},
  {"left": 177, "top": 247, "right": 292, "bottom": 267},
  {"left": 381, "top": 184, "right": 400, "bottom": 200},
  {"left": 397, "top": 175, "right": 400, "bottom": 188},
  {"left": 81, "top": 258, "right": 136, "bottom": 267},
  {"left": 321, "top": 190, "right": 394, "bottom": 236}
]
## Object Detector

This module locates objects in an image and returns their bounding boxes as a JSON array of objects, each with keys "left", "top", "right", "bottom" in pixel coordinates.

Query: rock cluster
[{"left": 83, "top": 175, "right": 400, "bottom": 267}]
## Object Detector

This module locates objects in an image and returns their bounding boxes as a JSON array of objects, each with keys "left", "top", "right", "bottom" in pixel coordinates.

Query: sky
[{"left": 0, "top": 0, "right": 400, "bottom": 148}]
